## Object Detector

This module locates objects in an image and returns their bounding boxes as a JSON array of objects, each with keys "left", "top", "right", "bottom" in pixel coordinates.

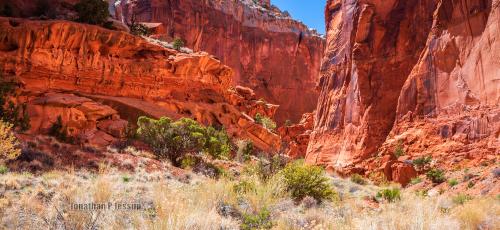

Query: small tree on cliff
[
  {"left": 254, "top": 113, "right": 277, "bottom": 131},
  {"left": 74, "top": 0, "right": 109, "bottom": 26},
  {"left": 172, "top": 38, "right": 185, "bottom": 51},
  {"left": 0, "top": 73, "right": 30, "bottom": 132},
  {"left": 129, "top": 13, "right": 152, "bottom": 36}
]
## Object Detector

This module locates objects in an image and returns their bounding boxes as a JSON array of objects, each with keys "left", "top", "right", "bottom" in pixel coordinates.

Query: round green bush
[{"left": 280, "top": 161, "right": 336, "bottom": 202}]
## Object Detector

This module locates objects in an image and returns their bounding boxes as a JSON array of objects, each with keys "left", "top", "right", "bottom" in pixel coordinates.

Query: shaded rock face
[
  {"left": 0, "top": 18, "right": 280, "bottom": 152},
  {"left": 26, "top": 93, "right": 127, "bottom": 147},
  {"left": 116, "top": 0, "right": 325, "bottom": 123},
  {"left": 307, "top": 0, "right": 499, "bottom": 175}
]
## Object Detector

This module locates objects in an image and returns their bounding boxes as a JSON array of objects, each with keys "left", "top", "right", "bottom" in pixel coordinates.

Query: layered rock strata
[
  {"left": 115, "top": 0, "right": 325, "bottom": 123},
  {"left": 0, "top": 17, "right": 280, "bottom": 151}
]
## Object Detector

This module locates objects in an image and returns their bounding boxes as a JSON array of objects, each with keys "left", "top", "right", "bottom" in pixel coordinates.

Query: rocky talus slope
[
  {"left": 114, "top": 0, "right": 325, "bottom": 123},
  {"left": 307, "top": 0, "right": 499, "bottom": 182},
  {"left": 0, "top": 17, "right": 280, "bottom": 152}
]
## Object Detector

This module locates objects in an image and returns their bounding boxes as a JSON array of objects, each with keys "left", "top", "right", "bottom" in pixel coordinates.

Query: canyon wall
[
  {"left": 115, "top": 0, "right": 325, "bottom": 123},
  {"left": 0, "top": 17, "right": 281, "bottom": 151},
  {"left": 307, "top": 0, "right": 499, "bottom": 174}
]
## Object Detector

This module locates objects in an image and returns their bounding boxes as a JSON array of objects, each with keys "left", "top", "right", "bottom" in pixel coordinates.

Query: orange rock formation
[
  {"left": 0, "top": 17, "right": 280, "bottom": 152},
  {"left": 115, "top": 0, "right": 325, "bottom": 123},
  {"left": 278, "top": 113, "right": 314, "bottom": 159},
  {"left": 307, "top": 0, "right": 499, "bottom": 182}
]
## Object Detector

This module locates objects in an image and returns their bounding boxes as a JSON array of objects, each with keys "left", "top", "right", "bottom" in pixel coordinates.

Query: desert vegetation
[
  {"left": 129, "top": 14, "right": 152, "bottom": 36},
  {"left": 0, "top": 112, "right": 498, "bottom": 229},
  {"left": 254, "top": 113, "right": 277, "bottom": 131},
  {"left": 74, "top": 0, "right": 115, "bottom": 29},
  {"left": 0, "top": 76, "right": 30, "bottom": 132},
  {"left": 0, "top": 120, "right": 21, "bottom": 162},
  {"left": 0, "top": 106, "right": 497, "bottom": 230},
  {"left": 137, "top": 116, "right": 231, "bottom": 166},
  {"left": 0, "top": 161, "right": 498, "bottom": 229},
  {"left": 172, "top": 38, "right": 185, "bottom": 51},
  {"left": 0, "top": 113, "right": 497, "bottom": 229}
]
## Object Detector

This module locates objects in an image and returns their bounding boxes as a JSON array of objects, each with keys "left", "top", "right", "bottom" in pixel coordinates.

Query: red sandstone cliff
[
  {"left": 0, "top": 17, "right": 280, "bottom": 152},
  {"left": 307, "top": 0, "right": 499, "bottom": 177},
  {"left": 114, "top": 0, "right": 325, "bottom": 123}
]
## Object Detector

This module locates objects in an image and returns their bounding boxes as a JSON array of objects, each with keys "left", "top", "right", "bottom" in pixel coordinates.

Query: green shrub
[
  {"left": 426, "top": 168, "right": 446, "bottom": 184},
  {"left": 0, "top": 78, "right": 30, "bottom": 132},
  {"left": 130, "top": 23, "right": 152, "bottom": 36},
  {"left": 180, "top": 155, "right": 198, "bottom": 169},
  {"left": 448, "top": 178, "right": 459, "bottom": 187},
  {"left": 122, "top": 175, "right": 131, "bottom": 183},
  {"left": 19, "top": 104, "right": 30, "bottom": 132},
  {"left": 0, "top": 79, "right": 15, "bottom": 118},
  {"left": 233, "top": 180, "right": 256, "bottom": 194},
  {"left": 376, "top": 188, "right": 401, "bottom": 202},
  {"left": 281, "top": 161, "right": 336, "bottom": 202},
  {"left": 241, "top": 207, "right": 273, "bottom": 230},
  {"left": 254, "top": 113, "right": 277, "bottom": 131},
  {"left": 129, "top": 14, "right": 152, "bottom": 36},
  {"left": 203, "top": 126, "right": 231, "bottom": 159},
  {"left": 350, "top": 173, "right": 366, "bottom": 185},
  {"left": 452, "top": 194, "right": 472, "bottom": 205},
  {"left": 0, "top": 165, "right": 8, "bottom": 174},
  {"left": 413, "top": 155, "right": 432, "bottom": 168},
  {"left": 137, "top": 116, "right": 231, "bottom": 165},
  {"left": 74, "top": 0, "right": 110, "bottom": 26},
  {"left": 393, "top": 141, "right": 405, "bottom": 157},
  {"left": 172, "top": 38, "right": 184, "bottom": 51},
  {"left": 49, "top": 116, "right": 68, "bottom": 142}
]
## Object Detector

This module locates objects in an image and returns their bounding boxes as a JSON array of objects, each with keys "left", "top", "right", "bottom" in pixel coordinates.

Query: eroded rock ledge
[{"left": 0, "top": 17, "right": 280, "bottom": 152}]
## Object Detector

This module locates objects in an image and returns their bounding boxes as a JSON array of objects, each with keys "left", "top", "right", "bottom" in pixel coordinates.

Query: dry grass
[
  {"left": 148, "top": 180, "right": 238, "bottom": 229},
  {"left": 353, "top": 194, "right": 461, "bottom": 230},
  {"left": 0, "top": 167, "right": 498, "bottom": 230},
  {"left": 452, "top": 197, "right": 500, "bottom": 229}
]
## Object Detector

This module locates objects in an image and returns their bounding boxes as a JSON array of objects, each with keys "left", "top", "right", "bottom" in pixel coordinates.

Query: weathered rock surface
[
  {"left": 307, "top": 0, "right": 499, "bottom": 178},
  {"left": 115, "top": 0, "right": 325, "bottom": 123},
  {"left": 19, "top": 92, "right": 126, "bottom": 147},
  {"left": 278, "top": 113, "right": 314, "bottom": 159},
  {"left": 0, "top": 17, "right": 280, "bottom": 152}
]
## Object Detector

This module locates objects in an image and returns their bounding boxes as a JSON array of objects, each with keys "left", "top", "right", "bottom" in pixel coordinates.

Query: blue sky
[{"left": 272, "top": 0, "right": 326, "bottom": 34}]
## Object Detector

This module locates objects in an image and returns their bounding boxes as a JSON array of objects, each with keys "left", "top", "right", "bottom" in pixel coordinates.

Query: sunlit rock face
[
  {"left": 115, "top": 0, "right": 326, "bottom": 124},
  {"left": 0, "top": 18, "right": 281, "bottom": 152},
  {"left": 307, "top": 0, "right": 499, "bottom": 177}
]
